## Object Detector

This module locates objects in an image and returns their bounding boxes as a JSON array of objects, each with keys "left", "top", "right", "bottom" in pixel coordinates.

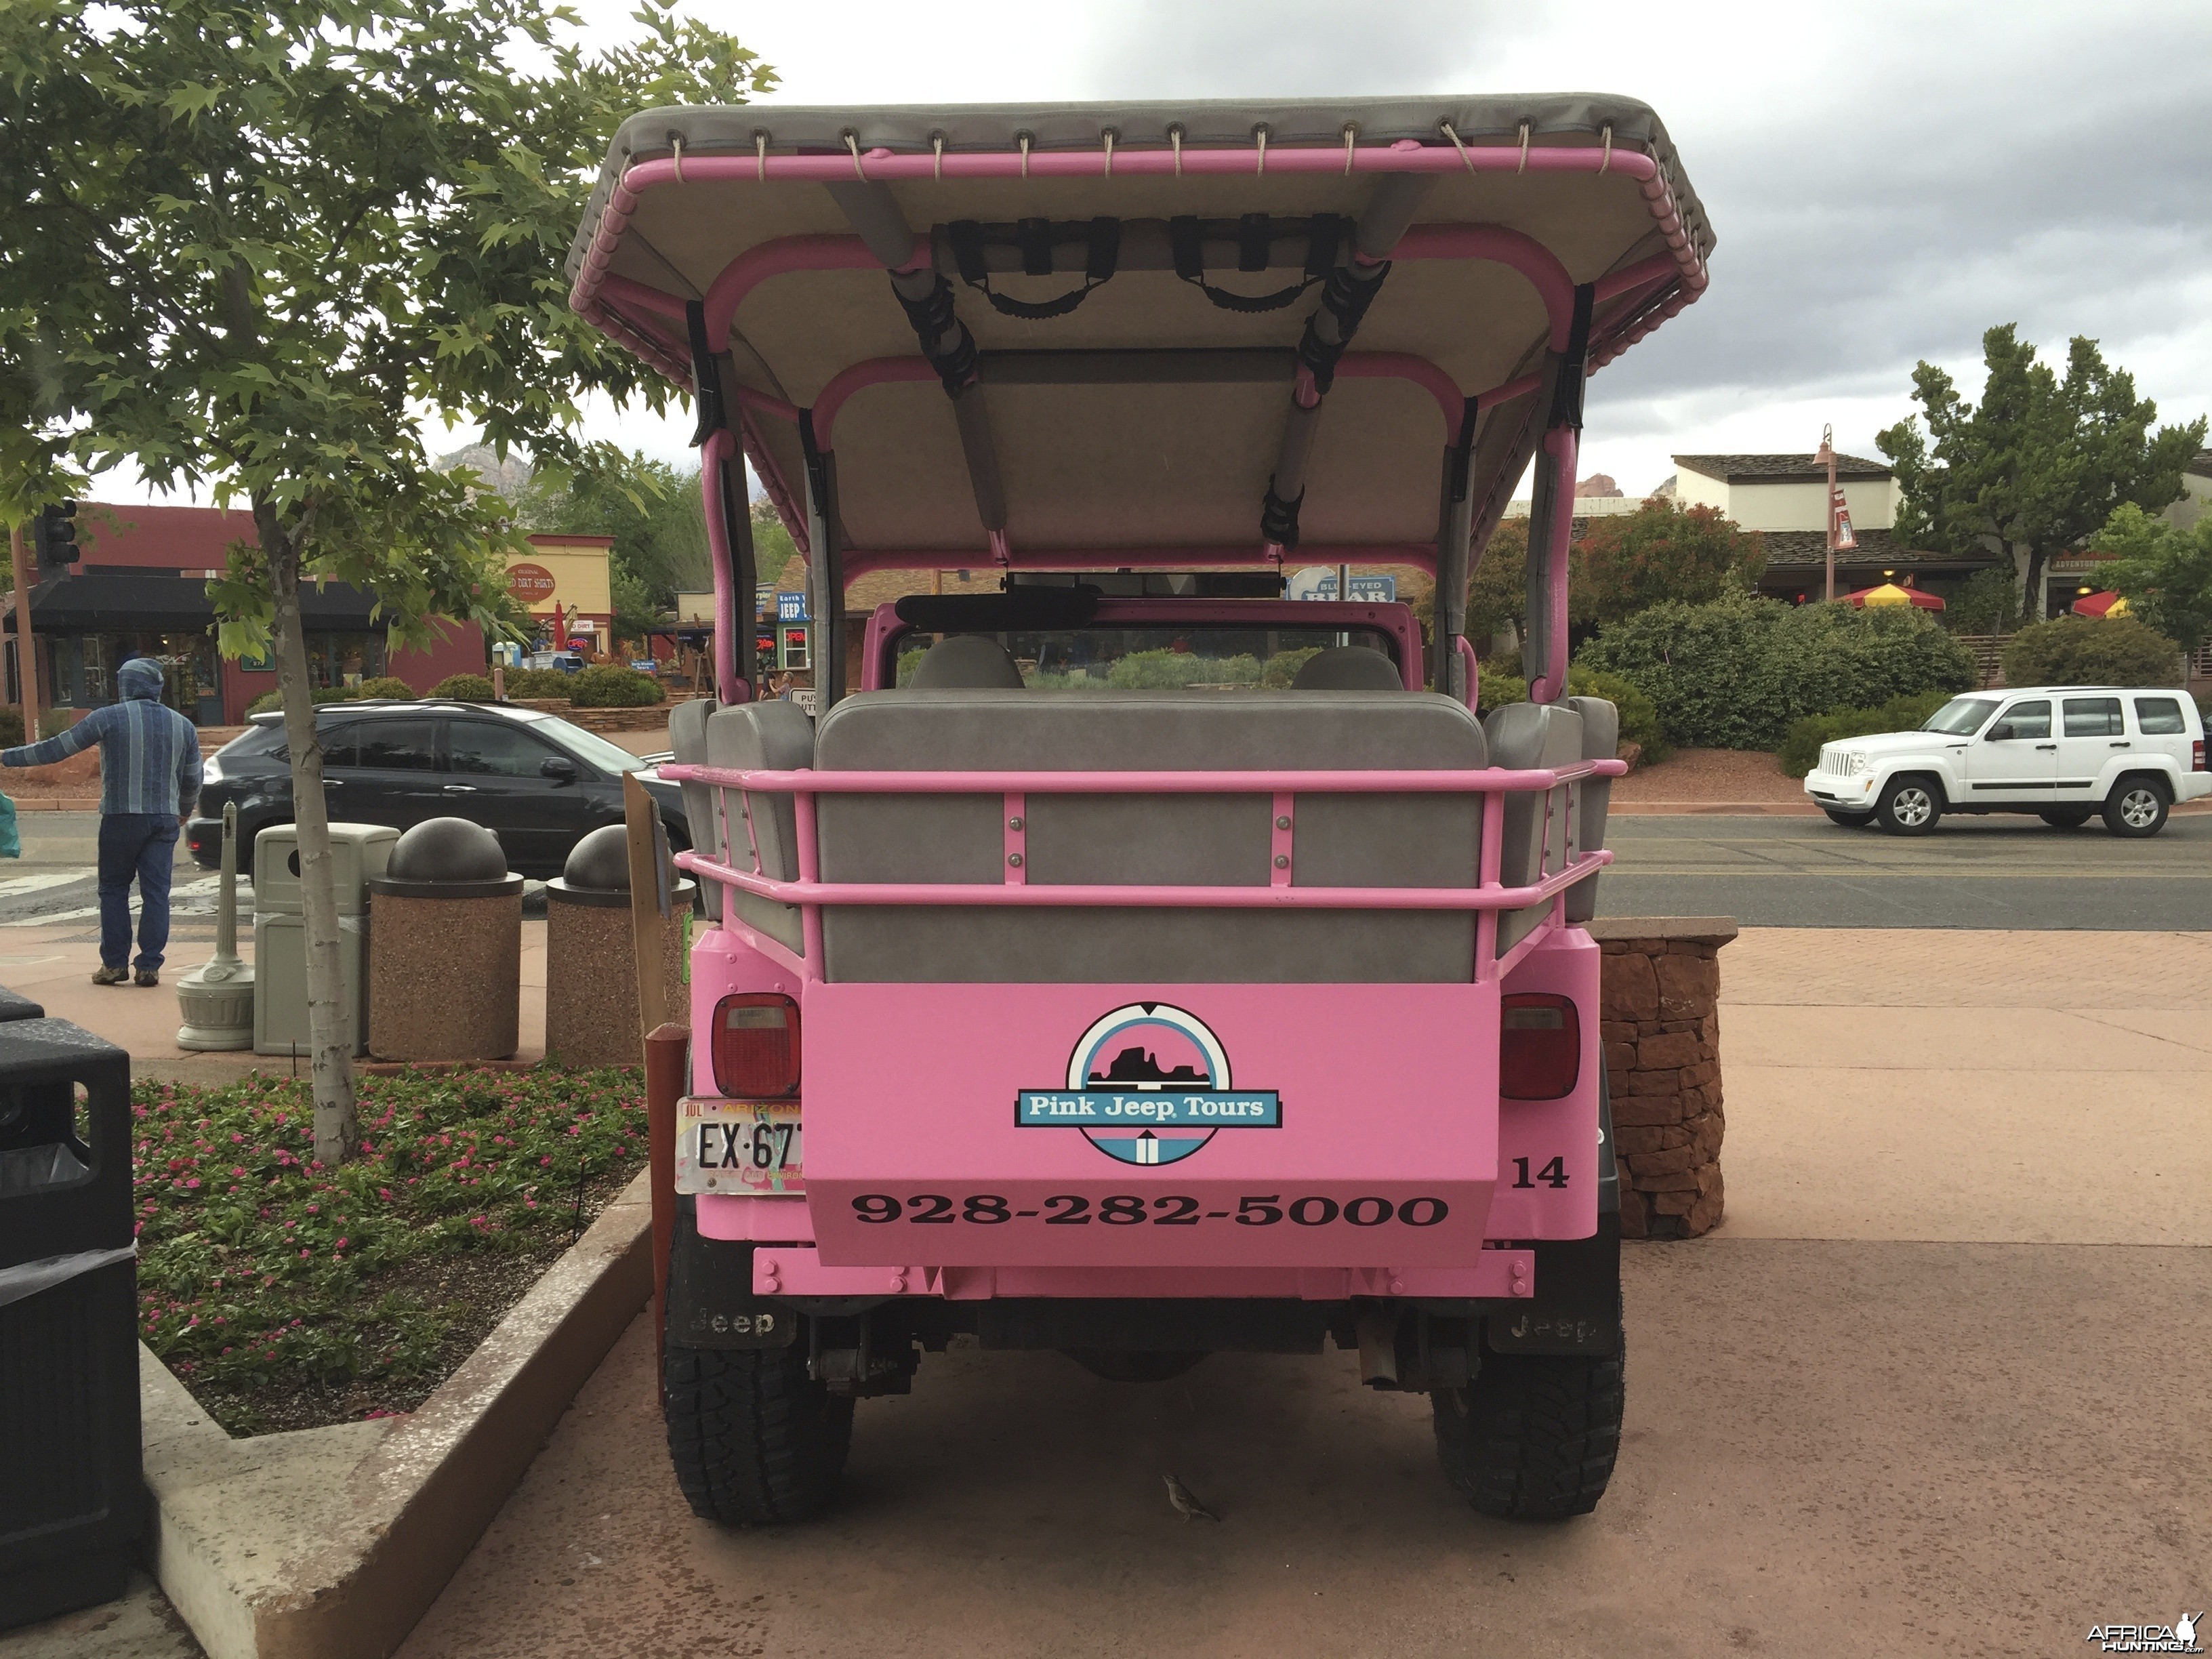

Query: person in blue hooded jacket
[{"left": 3, "top": 657, "right": 203, "bottom": 985}]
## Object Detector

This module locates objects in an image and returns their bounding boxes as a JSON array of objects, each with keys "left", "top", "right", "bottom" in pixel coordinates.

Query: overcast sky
[{"left": 110, "top": 0, "right": 2212, "bottom": 505}]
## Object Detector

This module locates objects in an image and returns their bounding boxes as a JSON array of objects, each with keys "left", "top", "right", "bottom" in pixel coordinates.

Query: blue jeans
[{"left": 98, "top": 813, "right": 178, "bottom": 972}]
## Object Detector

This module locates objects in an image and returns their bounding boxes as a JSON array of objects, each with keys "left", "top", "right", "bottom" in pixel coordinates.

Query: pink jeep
[{"left": 566, "top": 94, "right": 1712, "bottom": 1523}]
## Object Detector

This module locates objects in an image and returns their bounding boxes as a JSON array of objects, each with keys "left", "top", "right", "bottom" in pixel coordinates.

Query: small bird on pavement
[{"left": 1163, "top": 1473, "right": 1218, "bottom": 1522}]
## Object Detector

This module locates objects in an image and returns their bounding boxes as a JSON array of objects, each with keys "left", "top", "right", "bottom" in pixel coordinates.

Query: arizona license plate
[{"left": 675, "top": 1099, "right": 804, "bottom": 1196}]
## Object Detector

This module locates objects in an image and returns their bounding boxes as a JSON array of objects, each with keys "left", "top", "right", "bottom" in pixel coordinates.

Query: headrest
[
  {"left": 1290, "top": 645, "right": 1404, "bottom": 691},
  {"left": 907, "top": 635, "right": 1026, "bottom": 689}
]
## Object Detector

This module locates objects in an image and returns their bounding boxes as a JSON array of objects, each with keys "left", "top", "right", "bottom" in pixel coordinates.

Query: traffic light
[{"left": 30, "top": 500, "right": 78, "bottom": 574}]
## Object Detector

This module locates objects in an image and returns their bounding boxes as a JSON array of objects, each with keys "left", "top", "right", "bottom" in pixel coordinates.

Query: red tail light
[
  {"left": 1500, "top": 994, "right": 1580, "bottom": 1101},
  {"left": 2194, "top": 739, "right": 2205, "bottom": 773},
  {"left": 712, "top": 994, "right": 800, "bottom": 1098}
]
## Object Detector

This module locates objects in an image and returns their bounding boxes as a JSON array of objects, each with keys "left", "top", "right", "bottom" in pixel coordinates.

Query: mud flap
[
  {"left": 1486, "top": 1067, "right": 1622, "bottom": 1356},
  {"left": 665, "top": 1197, "right": 797, "bottom": 1349}
]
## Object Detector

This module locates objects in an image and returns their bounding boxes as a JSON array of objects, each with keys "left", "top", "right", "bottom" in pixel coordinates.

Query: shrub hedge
[
  {"left": 1574, "top": 592, "right": 1975, "bottom": 750},
  {"left": 1999, "top": 617, "right": 2180, "bottom": 688},
  {"left": 354, "top": 676, "right": 416, "bottom": 699},
  {"left": 428, "top": 673, "right": 497, "bottom": 701},
  {"left": 501, "top": 666, "right": 577, "bottom": 700},
  {"left": 567, "top": 664, "right": 665, "bottom": 707},
  {"left": 1776, "top": 689, "right": 1956, "bottom": 779},
  {"left": 245, "top": 685, "right": 362, "bottom": 718}
]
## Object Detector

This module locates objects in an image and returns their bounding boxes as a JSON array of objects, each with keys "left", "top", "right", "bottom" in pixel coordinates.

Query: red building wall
[{"left": 70, "top": 503, "right": 487, "bottom": 723}]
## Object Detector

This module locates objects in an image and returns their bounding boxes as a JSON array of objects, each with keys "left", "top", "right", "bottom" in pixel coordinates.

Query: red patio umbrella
[
  {"left": 1842, "top": 581, "right": 1945, "bottom": 611},
  {"left": 2070, "top": 590, "right": 2131, "bottom": 619}
]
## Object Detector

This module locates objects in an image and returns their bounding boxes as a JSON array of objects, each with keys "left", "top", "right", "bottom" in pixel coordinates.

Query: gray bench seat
[{"left": 811, "top": 689, "right": 1490, "bottom": 983}]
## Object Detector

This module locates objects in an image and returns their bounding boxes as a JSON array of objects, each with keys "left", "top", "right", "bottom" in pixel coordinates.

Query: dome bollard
[
  {"left": 365, "top": 818, "right": 525, "bottom": 1063},
  {"left": 544, "top": 824, "right": 693, "bottom": 1069}
]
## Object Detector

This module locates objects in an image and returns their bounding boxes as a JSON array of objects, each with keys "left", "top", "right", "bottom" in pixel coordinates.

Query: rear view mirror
[
  {"left": 1987, "top": 723, "right": 2015, "bottom": 741},
  {"left": 540, "top": 755, "right": 579, "bottom": 781}
]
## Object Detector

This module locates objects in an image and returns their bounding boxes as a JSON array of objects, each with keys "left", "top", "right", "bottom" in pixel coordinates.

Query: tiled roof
[
  {"left": 1673, "top": 453, "right": 1892, "bottom": 483},
  {"left": 1754, "top": 528, "right": 2000, "bottom": 571},
  {"left": 2186, "top": 448, "right": 2212, "bottom": 478}
]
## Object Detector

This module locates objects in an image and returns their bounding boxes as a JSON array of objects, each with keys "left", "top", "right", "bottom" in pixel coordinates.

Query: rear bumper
[{"left": 741, "top": 1245, "right": 1536, "bottom": 1303}]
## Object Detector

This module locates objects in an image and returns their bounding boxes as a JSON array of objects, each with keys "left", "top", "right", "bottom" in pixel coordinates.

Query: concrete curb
[{"left": 140, "top": 1168, "right": 651, "bottom": 1659}]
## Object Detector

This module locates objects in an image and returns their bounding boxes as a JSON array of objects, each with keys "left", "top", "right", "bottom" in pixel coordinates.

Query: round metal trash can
[
  {"left": 365, "top": 819, "right": 524, "bottom": 1062},
  {"left": 544, "top": 825, "right": 692, "bottom": 1069}
]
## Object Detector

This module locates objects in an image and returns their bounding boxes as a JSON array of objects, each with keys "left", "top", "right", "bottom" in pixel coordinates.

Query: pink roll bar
[{"left": 665, "top": 762, "right": 1622, "bottom": 795}]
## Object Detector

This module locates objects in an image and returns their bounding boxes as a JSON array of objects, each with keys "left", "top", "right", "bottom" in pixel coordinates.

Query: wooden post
[
  {"left": 9, "top": 522, "right": 39, "bottom": 734},
  {"left": 643, "top": 1021, "right": 689, "bottom": 1374},
  {"left": 623, "top": 770, "right": 673, "bottom": 1044}
]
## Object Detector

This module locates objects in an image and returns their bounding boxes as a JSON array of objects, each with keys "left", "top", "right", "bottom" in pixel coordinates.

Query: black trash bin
[{"left": 0, "top": 1010, "right": 144, "bottom": 1631}]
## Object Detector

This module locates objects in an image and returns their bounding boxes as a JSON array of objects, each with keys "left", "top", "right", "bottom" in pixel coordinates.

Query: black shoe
[{"left": 135, "top": 970, "right": 159, "bottom": 987}]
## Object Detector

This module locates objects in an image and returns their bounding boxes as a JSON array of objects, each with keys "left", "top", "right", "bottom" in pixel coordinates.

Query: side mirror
[
  {"left": 540, "top": 755, "right": 579, "bottom": 783},
  {"left": 1987, "top": 723, "right": 2015, "bottom": 741}
]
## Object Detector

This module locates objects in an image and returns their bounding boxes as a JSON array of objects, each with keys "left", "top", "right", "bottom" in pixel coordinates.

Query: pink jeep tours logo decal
[{"left": 1016, "top": 1003, "right": 1281, "bottom": 1166}]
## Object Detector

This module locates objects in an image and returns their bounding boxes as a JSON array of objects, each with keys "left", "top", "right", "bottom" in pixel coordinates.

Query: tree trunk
[
  {"left": 2008, "top": 540, "right": 2039, "bottom": 618},
  {"left": 258, "top": 504, "right": 359, "bottom": 1164}
]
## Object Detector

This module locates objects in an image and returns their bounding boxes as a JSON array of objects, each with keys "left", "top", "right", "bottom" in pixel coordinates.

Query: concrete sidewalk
[
  {"left": 388, "top": 928, "right": 2210, "bottom": 1659},
  {"left": 0, "top": 916, "right": 556, "bottom": 1083}
]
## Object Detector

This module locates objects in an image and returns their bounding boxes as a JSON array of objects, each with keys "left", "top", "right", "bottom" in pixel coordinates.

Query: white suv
[{"left": 1805, "top": 687, "right": 2210, "bottom": 836}]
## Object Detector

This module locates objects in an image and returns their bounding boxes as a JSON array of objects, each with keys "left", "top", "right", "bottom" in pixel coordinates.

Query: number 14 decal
[{"left": 1511, "top": 1156, "right": 1570, "bottom": 1189}]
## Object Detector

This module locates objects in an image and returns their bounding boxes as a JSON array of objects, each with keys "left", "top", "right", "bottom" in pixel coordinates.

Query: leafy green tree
[
  {"left": 1877, "top": 326, "right": 2206, "bottom": 611},
  {"left": 2000, "top": 616, "right": 2181, "bottom": 688},
  {"left": 1572, "top": 497, "right": 1766, "bottom": 624},
  {"left": 516, "top": 448, "right": 713, "bottom": 638},
  {"left": 2095, "top": 502, "right": 2212, "bottom": 653},
  {"left": 0, "top": 0, "right": 771, "bottom": 1162},
  {"left": 751, "top": 491, "right": 802, "bottom": 586}
]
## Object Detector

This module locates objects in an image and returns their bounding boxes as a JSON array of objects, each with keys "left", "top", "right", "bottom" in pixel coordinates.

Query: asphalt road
[
  {"left": 1600, "top": 812, "right": 2212, "bottom": 928},
  {"left": 6, "top": 811, "right": 2207, "bottom": 934}
]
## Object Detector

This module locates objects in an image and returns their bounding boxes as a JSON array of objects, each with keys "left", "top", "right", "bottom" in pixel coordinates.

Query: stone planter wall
[{"left": 1586, "top": 917, "right": 1739, "bottom": 1240}]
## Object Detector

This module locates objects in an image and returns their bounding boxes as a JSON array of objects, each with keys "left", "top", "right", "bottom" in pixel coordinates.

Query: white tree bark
[{"left": 258, "top": 510, "right": 359, "bottom": 1164}]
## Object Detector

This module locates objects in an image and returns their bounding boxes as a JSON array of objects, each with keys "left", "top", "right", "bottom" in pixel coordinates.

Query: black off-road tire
[
  {"left": 2102, "top": 775, "right": 2169, "bottom": 838},
  {"left": 1432, "top": 1349, "right": 1624, "bottom": 1520},
  {"left": 663, "top": 1341, "right": 854, "bottom": 1525},
  {"left": 2039, "top": 807, "right": 2094, "bottom": 830},
  {"left": 1873, "top": 773, "right": 1943, "bottom": 835}
]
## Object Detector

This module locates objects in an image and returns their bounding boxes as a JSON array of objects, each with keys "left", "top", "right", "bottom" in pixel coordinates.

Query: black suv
[{"left": 189, "top": 700, "right": 689, "bottom": 880}]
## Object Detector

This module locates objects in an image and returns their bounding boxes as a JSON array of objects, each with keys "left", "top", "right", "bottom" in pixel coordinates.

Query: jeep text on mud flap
[{"left": 565, "top": 94, "right": 1716, "bottom": 1524}]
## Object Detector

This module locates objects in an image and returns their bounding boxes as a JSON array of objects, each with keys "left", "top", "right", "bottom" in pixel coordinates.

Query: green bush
[
  {"left": 428, "top": 673, "right": 497, "bottom": 701},
  {"left": 1776, "top": 689, "right": 1954, "bottom": 779},
  {"left": 1258, "top": 647, "right": 1322, "bottom": 689},
  {"left": 501, "top": 667, "right": 575, "bottom": 700},
  {"left": 1999, "top": 617, "right": 2180, "bottom": 689},
  {"left": 0, "top": 707, "right": 21, "bottom": 747},
  {"left": 354, "top": 676, "right": 416, "bottom": 699},
  {"left": 1473, "top": 665, "right": 1670, "bottom": 764},
  {"left": 1104, "top": 649, "right": 1262, "bottom": 690},
  {"left": 245, "top": 685, "right": 359, "bottom": 718},
  {"left": 1574, "top": 592, "right": 1975, "bottom": 750},
  {"left": 567, "top": 664, "right": 665, "bottom": 707}
]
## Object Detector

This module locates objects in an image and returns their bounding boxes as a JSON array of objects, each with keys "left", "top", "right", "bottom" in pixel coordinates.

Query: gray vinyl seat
[
  {"left": 906, "top": 635, "right": 1026, "bottom": 689},
  {"left": 669, "top": 697, "right": 722, "bottom": 920},
  {"left": 699, "top": 700, "right": 817, "bottom": 953},
  {"left": 1290, "top": 645, "right": 1405, "bottom": 691},
  {"left": 1561, "top": 695, "right": 1618, "bottom": 924},
  {"left": 1482, "top": 701, "right": 1585, "bottom": 953},
  {"left": 810, "top": 689, "right": 1491, "bottom": 982}
]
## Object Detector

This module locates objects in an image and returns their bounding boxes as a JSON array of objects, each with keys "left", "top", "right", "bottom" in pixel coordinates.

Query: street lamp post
[{"left": 1818, "top": 424, "right": 1838, "bottom": 605}]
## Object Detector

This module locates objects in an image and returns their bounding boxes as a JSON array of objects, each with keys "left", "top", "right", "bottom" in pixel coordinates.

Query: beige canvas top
[{"left": 566, "top": 96, "right": 1715, "bottom": 565}]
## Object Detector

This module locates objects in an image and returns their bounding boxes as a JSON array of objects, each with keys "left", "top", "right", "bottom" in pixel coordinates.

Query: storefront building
[
  {"left": 6, "top": 503, "right": 486, "bottom": 725},
  {"left": 504, "top": 535, "right": 613, "bottom": 651}
]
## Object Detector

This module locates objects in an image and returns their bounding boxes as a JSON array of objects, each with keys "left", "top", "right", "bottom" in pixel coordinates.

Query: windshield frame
[{"left": 863, "top": 596, "right": 1421, "bottom": 692}]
